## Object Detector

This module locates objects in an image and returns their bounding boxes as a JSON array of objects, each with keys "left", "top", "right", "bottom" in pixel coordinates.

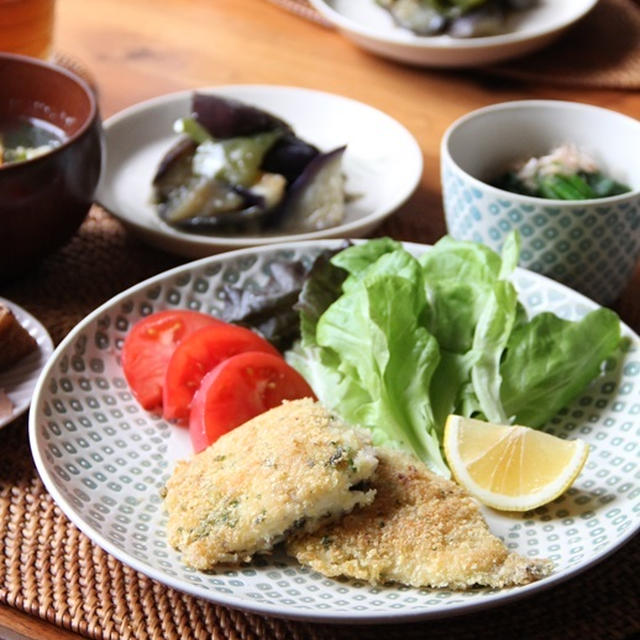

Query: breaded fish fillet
[
  {"left": 164, "top": 398, "right": 378, "bottom": 569},
  {"left": 287, "top": 448, "right": 552, "bottom": 589}
]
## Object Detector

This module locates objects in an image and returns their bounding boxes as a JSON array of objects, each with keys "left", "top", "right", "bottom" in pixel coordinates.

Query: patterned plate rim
[{"left": 28, "top": 239, "right": 640, "bottom": 624}]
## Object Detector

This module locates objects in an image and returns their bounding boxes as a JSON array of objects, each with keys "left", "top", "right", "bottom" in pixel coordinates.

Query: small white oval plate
[
  {"left": 96, "top": 86, "right": 422, "bottom": 258},
  {"left": 310, "top": 0, "right": 598, "bottom": 67},
  {"left": 29, "top": 241, "right": 640, "bottom": 623},
  {"left": 0, "top": 297, "right": 53, "bottom": 430}
]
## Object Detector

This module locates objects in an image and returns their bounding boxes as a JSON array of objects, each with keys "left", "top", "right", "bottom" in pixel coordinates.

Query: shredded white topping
[{"left": 515, "top": 145, "right": 598, "bottom": 192}]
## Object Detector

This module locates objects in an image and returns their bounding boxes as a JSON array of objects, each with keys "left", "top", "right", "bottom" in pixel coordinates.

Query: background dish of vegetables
[
  {"left": 309, "top": 0, "right": 598, "bottom": 67},
  {"left": 96, "top": 85, "right": 422, "bottom": 258},
  {"left": 30, "top": 240, "right": 640, "bottom": 623},
  {"left": 375, "top": 0, "right": 538, "bottom": 38}
]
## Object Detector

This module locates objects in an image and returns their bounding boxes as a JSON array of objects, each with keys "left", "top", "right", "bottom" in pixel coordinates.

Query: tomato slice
[
  {"left": 189, "top": 351, "right": 316, "bottom": 452},
  {"left": 163, "top": 323, "right": 281, "bottom": 424},
  {"left": 121, "top": 310, "right": 220, "bottom": 411}
]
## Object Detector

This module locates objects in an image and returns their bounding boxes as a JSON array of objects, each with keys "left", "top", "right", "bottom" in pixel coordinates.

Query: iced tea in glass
[{"left": 0, "top": 0, "right": 55, "bottom": 60}]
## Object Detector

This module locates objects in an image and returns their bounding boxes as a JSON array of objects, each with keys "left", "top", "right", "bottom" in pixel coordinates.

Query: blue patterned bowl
[{"left": 441, "top": 101, "right": 640, "bottom": 306}]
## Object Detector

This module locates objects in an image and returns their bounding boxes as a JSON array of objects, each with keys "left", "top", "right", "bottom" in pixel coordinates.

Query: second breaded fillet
[
  {"left": 164, "top": 398, "right": 378, "bottom": 569},
  {"left": 287, "top": 448, "right": 552, "bottom": 589}
]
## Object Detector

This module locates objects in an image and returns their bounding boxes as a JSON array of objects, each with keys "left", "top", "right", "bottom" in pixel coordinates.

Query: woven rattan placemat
[
  {"left": 267, "top": 0, "right": 640, "bottom": 90},
  {"left": 0, "top": 208, "right": 638, "bottom": 639}
]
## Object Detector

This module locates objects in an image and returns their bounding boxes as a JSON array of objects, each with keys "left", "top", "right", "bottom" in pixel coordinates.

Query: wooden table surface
[{"left": 0, "top": 0, "right": 638, "bottom": 638}]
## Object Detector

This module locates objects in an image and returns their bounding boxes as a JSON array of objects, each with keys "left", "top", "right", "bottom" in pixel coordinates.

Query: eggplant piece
[
  {"left": 448, "top": 5, "right": 506, "bottom": 37},
  {"left": 172, "top": 172, "right": 287, "bottom": 231},
  {"left": 504, "top": 0, "right": 536, "bottom": 9},
  {"left": 152, "top": 137, "right": 198, "bottom": 199},
  {"left": 276, "top": 146, "right": 346, "bottom": 233},
  {"left": 153, "top": 129, "right": 284, "bottom": 230},
  {"left": 262, "top": 133, "right": 320, "bottom": 185},
  {"left": 192, "top": 93, "right": 291, "bottom": 139},
  {"left": 157, "top": 175, "right": 246, "bottom": 224},
  {"left": 380, "top": 0, "right": 447, "bottom": 35}
]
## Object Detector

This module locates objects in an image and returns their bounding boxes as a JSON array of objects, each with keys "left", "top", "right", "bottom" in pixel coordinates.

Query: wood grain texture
[
  {"left": 0, "top": 0, "right": 637, "bottom": 638},
  {"left": 0, "top": 604, "right": 85, "bottom": 640}
]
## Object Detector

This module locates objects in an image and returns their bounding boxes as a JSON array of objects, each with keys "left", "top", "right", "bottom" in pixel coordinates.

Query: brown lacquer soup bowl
[{"left": 0, "top": 53, "right": 102, "bottom": 278}]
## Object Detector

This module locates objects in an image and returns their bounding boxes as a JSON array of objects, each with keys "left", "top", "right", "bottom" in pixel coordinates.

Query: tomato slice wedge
[
  {"left": 163, "top": 323, "right": 281, "bottom": 424},
  {"left": 121, "top": 310, "right": 220, "bottom": 411},
  {"left": 189, "top": 351, "right": 316, "bottom": 452}
]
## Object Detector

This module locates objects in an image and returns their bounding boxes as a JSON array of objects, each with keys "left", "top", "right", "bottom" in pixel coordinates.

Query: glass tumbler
[{"left": 0, "top": 0, "right": 55, "bottom": 60}]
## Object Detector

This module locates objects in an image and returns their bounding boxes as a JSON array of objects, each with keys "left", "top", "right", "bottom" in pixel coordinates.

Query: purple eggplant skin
[
  {"left": 192, "top": 93, "right": 291, "bottom": 139},
  {"left": 262, "top": 133, "right": 320, "bottom": 185},
  {"left": 504, "top": 0, "right": 537, "bottom": 9},
  {"left": 271, "top": 146, "right": 346, "bottom": 233},
  {"left": 152, "top": 137, "right": 197, "bottom": 198},
  {"left": 171, "top": 191, "right": 268, "bottom": 232},
  {"left": 157, "top": 176, "right": 245, "bottom": 225},
  {"left": 170, "top": 173, "right": 287, "bottom": 232}
]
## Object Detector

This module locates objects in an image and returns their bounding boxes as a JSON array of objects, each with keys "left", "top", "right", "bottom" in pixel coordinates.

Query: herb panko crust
[
  {"left": 287, "top": 448, "right": 552, "bottom": 589},
  {"left": 163, "top": 398, "right": 378, "bottom": 569}
]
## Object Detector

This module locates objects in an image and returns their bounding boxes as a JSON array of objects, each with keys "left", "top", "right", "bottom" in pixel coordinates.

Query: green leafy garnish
[
  {"left": 494, "top": 170, "right": 631, "bottom": 201},
  {"left": 285, "top": 233, "right": 621, "bottom": 476},
  {"left": 500, "top": 309, "right": 621, "bottom": 427},
  {"left": 288, "top": 243, "right": 448, "bottom": 476}
]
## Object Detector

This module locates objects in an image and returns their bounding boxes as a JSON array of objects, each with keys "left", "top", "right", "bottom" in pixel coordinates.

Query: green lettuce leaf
[
  {"left": 286, "top": 234, "right": 621, "bottom": 480},
  {"left": 420, "top": 232, "right": 520, "bottom": 424},
  {"left": 331, "top": 236, "right": 402, "bottom": 279},
  {"left": 498, "top": 230, "right": 521, "bottom": 280},
  {"left": 429, "top": 350, "right": 476, "bottom": 435},
  {"left": 500, "top": 308, "right": 621, "bottom": 427},
  {"left": 419, "top": 234, "right": 512, "bottom": 353},
  {"left": 470, "top": 279, "right": 518, "bottom": 424},
  {"left": 288, "top": 245, "right": 449, "bottom": 476}
]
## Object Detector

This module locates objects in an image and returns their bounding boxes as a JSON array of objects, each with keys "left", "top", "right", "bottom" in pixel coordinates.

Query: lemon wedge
[{"left": 443, "top": 415, "right": 589, "bottom": 512}]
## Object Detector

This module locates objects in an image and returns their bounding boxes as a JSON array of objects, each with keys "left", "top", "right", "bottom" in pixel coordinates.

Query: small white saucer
[{"left": 0, "top": 297, "right": 54, "bottom": 430}]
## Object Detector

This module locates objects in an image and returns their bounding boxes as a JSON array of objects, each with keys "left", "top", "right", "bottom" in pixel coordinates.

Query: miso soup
[{"left": 0, "top": 116, "right": 65, "bottom": 166}]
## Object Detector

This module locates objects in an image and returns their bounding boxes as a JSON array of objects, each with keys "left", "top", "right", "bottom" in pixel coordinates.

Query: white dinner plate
[
  {"left": 310, "top": 0, "right": 598, "bottom": 67},
  {"left": 29, "top": 240, "right": 639, "bottom": 623},
  {"left": 0, "top": 297, "right": 53, "bottom": 430},
  {"left": 96, "top": 86, "right": 422, "bottom": 258}
]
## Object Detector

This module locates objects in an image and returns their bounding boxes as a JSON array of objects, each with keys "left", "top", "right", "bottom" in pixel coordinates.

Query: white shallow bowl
[
  {"left": 441, "top": 100, "right": 640, "bottom": 306},
  {"left": 30, "top": 240, "right": 640, "bottom": 623},
  {"left": 310, "top": 0, "right": 598, "bottom": 67},
  {"left": 96, "top": 86, "right": 422, "bottom": 258},
  {"left": 0, "top": 297, "right": 53, "bottom": 430}
]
